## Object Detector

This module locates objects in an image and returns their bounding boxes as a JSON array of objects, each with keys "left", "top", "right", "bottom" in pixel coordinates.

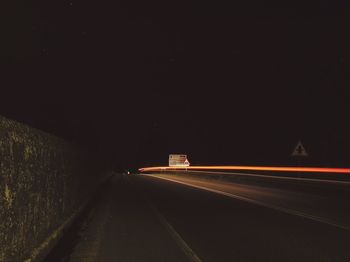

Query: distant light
[
  {"left": 138, "top": 166, "right": 350, "bottom": 174},
  {"left": 127, "top": 171, "right": 130, "bottom": 175}
]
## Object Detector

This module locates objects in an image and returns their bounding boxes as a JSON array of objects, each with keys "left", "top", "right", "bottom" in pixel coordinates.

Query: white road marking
[
  {"left": 126, "top": 175, "right": 202, "bottom": 262},
  {"left": 167, "top": 170, "right": 350, "bottom": 185},
  {"left": 148, "top": 203, "right": 202, "bottom": 262},
  {"left": 144, "top": 174, "right": 350, "bottom": 232}
]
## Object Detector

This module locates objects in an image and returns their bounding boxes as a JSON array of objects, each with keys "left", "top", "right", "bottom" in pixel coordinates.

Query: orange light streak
[{"left": 138, "top": 166, "right": 350, "bottom": 174}]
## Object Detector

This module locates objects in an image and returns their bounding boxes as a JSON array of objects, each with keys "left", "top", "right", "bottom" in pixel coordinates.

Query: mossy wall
[{"left": 0, "top": 115, "right": 106, "bottom": 261}]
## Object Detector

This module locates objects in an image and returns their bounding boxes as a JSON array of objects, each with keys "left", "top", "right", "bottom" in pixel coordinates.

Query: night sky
[{"left": 2, "top": 1, "right": 350, "bottom": 170}]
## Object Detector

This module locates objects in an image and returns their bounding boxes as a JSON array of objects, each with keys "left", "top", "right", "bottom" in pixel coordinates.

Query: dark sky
[{"left": 2, "top": 1, "right": 350, "bottom": 169}]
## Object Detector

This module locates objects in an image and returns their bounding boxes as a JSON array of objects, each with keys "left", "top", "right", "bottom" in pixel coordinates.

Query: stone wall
[{"left": 0, "top": 115, "right": 107, "bottom": 261}]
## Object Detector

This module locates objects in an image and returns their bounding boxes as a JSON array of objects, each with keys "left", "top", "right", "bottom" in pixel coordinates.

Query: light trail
[{"left": 138, "top": 166, "right": 350, "bottom": 174}]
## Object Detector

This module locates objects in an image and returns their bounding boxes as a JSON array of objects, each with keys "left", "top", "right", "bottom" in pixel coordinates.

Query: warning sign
[
  {"left": 291, "top": 141, "right": 308, "bottom": 157},
  {"left": 184, "top": 159, "right": 190, "bottom": 166}
]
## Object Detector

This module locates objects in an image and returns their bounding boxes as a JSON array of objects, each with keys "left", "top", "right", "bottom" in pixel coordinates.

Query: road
[
  {"left": 144, "top": 172, "right": 350, "bottom": 230},
  {"left": 46, "top": 173, "right": 350, "bottom": 262}
]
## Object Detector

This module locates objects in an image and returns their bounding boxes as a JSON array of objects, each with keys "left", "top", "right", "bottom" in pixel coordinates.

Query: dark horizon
[{"left": 2, "top": 2, "right": 350, "bottom": 170}]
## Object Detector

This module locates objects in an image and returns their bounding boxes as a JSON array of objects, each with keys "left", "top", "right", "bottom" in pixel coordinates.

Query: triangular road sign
[{"left": 291, "top": 141, "right": 308, "bottom": 157}]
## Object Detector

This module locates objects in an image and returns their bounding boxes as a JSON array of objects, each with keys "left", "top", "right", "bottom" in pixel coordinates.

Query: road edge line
[
  {"left": 126, "top": 175, "right": 202, "bottom": 262},
  {"left": 148, "top": 203, "right": 202, "bottom": 262}
]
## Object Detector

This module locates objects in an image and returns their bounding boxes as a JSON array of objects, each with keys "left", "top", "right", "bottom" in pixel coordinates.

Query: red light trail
[{"left": 138, "top": 166, "right": 350, "bottom": 174}]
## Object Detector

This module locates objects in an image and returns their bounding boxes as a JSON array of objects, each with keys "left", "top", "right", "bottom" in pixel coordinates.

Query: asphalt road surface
[{"left": 46, "top": 173, "right": 350, "bottom": 262}]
